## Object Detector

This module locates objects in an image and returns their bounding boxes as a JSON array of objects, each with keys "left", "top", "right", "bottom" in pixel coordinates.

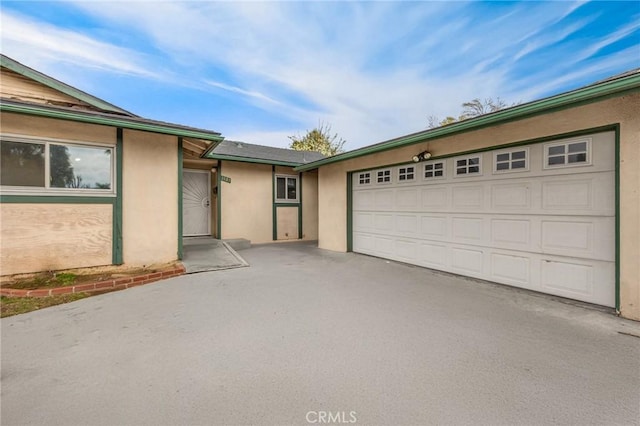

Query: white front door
[
  {"left": 183, "top": 169, "right": 211, "bottom": 236},
  {"left": 352, "top": 131, "right": 615, "bottom": 307}
]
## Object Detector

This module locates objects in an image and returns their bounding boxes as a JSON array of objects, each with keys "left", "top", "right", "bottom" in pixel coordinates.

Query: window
[
  {"left": 376, "top": 169, "right": 391, "bottom": 184},
  {"left": 424, "top": 161, "right": 445, "bottom": 179},
  {"left": 544, "top": 140, "right": 590, "bottom": 168},
  {"left": 0, "top": 137, "right": 114, "bottom": 194},
  {"left": 398, "top": 166, "right": 415, "bottom": 182},
  {"left": 275, "top": 175, "right": 298, "bottom": 202},
  {"left": 358, "top": 172, "right": 371, "bottom": 185},
  {"left": 494, "top": 149, "right": 528, "bottom": 173},
  {"left": 455, "top": 155, "right": 481, "bottom": 176}
]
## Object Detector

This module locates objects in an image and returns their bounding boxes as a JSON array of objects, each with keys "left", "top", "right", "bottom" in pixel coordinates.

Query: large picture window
[
  {"left": 0, "top": 137, "right": 114, "bottom": 194},
  {"left": 275, "top": 174, "right": 299, "bottom": 202}
]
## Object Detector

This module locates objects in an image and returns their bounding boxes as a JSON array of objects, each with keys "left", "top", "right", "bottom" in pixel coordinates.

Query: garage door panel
[
  {"left": 420, "top": 242, "right": 448, "bottom": 268},
  {"left": 452, "top": 186, "right": 484, "bottom": 210},
  {"left": 490, "top": 253, "right": 531, "bottom": 286},
  {"left": 421, "top": 187, "right": 449, "bottom": 209},
  {"left": 491, "top": 182, "right": 532, "bottom": 210},
  {"left": 395, "top": 214, "right": 418, "bottom": 235},
  {"left": 352, "top": 131, "right": 615, "bottom": 307},
  {"left": 491, "top": 218, "right": 531, "bottom": 248},
  {"left": 396, "top": 188, "right": 419, "bottom": 210},
  {"left": 420, "top": 215, "right": 448, "bottom": 238},
  {"left": 451, "top": 247, "right": 484, "bottom": 276},
  {"left": 452, "top": 217, "right": 484, "bottom": 242}
]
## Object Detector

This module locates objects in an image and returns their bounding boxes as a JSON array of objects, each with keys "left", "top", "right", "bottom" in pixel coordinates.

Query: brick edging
[{"left": 0, "top": 264, "right": 186, "bottom": 298}]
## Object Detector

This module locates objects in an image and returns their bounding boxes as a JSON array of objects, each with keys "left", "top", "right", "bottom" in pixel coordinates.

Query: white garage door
[{"left": 352, "top": 131, "right": 615, "bottom": 307}]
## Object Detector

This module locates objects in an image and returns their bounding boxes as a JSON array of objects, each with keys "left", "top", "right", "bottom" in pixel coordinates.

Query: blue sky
[{"left": 1, "top": 1, "right": 639, "bottom": 150}]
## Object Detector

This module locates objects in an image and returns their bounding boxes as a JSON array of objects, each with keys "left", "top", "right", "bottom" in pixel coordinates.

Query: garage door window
[
  {"left": 424, "top": 161, "right": 445, "bottom": 179},
  {"left": 455, "top": 156, "right": 481, "bottom": 177},
  {"left": 358, "top": 172, "right": 371, "bottom": 185},
  {"left": 398, "top": 166, "right": 415, "bottom": 182},
  {"left": 544, "top": 140, "right": 590, "bottom": 168},
  {"left": 377, "top": 169, "right": 391, "bottom": 184},
  {"left": 494, "top": 149, "right": 528, "bottom": 173}
]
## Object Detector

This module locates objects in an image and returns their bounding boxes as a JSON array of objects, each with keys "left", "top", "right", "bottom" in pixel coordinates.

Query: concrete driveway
[{"left": 2, "top": 242, "right": 639, "bottom": 425}]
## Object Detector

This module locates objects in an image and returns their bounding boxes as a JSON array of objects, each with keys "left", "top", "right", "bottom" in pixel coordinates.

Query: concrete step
[{"left": 223, "top": 238, "right": 251, "bottom": 251}]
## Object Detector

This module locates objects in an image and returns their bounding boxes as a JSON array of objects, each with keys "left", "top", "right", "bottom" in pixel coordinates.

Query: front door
[{"left": 183, "top": 169, "right": 211, "bottom": 236}]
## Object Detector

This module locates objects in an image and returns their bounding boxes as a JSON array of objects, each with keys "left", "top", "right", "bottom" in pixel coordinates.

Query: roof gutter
[
  {"left": 0, "top": 101, "right": 225, "bottom": 143},
  {"left": 295, "top": 72, "right": 640, "bottom": 172},
  {"left": 205, "top": 153, "right": 304, "bottom": 167}
]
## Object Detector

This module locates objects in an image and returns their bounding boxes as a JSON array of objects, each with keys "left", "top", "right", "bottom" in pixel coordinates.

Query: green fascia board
[
  {"left": 295, "top": 73, "right": 640, "bottom": 172},
  {"left": 1, "top": 54, "right": 133, "bottom": 116},
  {"left": 206, "top": 153, "right": 303, "bottom": 167},
  {"left": 0, "top": 101, "right": 224, "bottom": 143}
]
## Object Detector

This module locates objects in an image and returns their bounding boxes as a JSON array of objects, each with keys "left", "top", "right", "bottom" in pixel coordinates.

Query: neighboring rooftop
[{"left": 207, "top": 140, "right": 326, "bottom": 166}]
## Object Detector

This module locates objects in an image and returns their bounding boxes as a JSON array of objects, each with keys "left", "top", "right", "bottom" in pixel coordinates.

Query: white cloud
[{"left": 3, "top": 1, "right": 638, "bottom": 150}]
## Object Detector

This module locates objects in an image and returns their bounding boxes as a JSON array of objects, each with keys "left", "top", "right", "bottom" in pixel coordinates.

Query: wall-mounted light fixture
[{"left": 412, "top": 151, "right": 432, "bottom": 162}]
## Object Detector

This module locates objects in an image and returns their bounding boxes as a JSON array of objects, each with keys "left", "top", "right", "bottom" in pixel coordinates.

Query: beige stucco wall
[
  {"left": 220, "top": 161, "right": 273, "bottom": 243},
  {"left": 0, "top": 204, "right": 112, "bottom": 275},
  {"left": 122, "top": 129, "right": 178, "bottom": 266},
  {"left": 302, "top": 170, "right": 319, "bottom": 240},
  {"left": 316, "top": 93, "right": 640, "bottom": 320},
  {"left": 0, "top": 112, "right": 116, "bottom": 144}
]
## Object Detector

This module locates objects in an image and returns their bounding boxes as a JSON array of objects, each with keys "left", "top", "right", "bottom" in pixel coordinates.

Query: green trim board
[
  {"left": 177, "top": 137, "right": 184, "bottom": 260},
  {"left": 298, "top": 173, "right": 303, "bottom": 239},
  {"left": 614, "top": 124, "right": 621, "bottom": 313},
  {"left": 346, "top": 125, "right": 619, "bottom": 175},
  {"left": 1, "top": 54, "right": 133, "bottom": 116},
  {"left": 1, "top": 101, "right": 224, "bottom": 143},
  {"left": 296, "top": 72, "right": 640, "bottom": 172},
  {"left": 206, "top": 153, "right": 304, "bottom": 168},
  {"left": 0, "top": 195, "right": 116, "bottom": 204},
  {"left": 113, "top": 128, "right": 124, "bottom": 265},
  {"left": 346, "top": 172, "right": 353, "bottom": 252},
  {"left": 272, "top": 165, "right": 277, "bottom": 241},
  {"left": 217, "top": 161, "right": 222, "bottom": 239}
]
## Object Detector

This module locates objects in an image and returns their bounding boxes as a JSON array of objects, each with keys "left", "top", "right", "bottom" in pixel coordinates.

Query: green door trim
[
  {"left": 177, "top": 137, "right": 183, "bottom": 260},
  {"left": 113, "top": 128, "right": 123, "bottom": 264}
]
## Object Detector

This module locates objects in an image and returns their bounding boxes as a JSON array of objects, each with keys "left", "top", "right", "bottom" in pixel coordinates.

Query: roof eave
[
  {"left": 295, "top": 72, "right": 640, "bottom": 172},
  {"left": 0, "top": 101, "right": 224, "bottom": 142},
  {"left": 205, "top": 153, "right": 304, "bottom": 167},
  {"left": 0, "top": 54, "right": 135, "bottom": 116}
]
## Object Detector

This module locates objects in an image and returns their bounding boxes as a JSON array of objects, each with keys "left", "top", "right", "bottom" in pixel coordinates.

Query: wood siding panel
[
  {"left": 1, "top": 68, "right": 92, "bottom": 108},
  {"left": 0, "top": 204, "right": 112, "bottom": 275}
]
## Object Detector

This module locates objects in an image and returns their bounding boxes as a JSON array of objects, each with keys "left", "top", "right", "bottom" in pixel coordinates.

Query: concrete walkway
[
  {"left": 182, "top": 237, "right": 248, "bottom": 273},
  {"left": 2, "top": 241, "right": 639, "bottom": 425}
]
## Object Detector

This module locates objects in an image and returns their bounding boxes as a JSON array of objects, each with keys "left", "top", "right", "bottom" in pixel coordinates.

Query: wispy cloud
[{"left": 2, "top": 1, "right": 638, "bottom": 149}]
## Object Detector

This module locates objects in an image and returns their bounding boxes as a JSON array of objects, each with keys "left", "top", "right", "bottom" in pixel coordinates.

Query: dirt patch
[{"left": 1, "top": 293, "right": 91, "bottom": 318}]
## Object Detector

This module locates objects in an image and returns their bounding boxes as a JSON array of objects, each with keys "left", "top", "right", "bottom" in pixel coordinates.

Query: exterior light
[{"left": 412, "top": 151, "right": 432, "bottom": 162}]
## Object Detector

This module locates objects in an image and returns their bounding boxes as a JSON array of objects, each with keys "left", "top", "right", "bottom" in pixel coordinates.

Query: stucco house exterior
[
  {"left": 0, "top": 54, "right": 323, "bottom": 277},
  {"left": 296, "top": 69, "right": 640, "bottom": 320}
]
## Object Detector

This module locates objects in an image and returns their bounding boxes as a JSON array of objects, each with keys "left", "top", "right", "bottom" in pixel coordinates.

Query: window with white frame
[
  {"left": 398, "top": 166, "right": 415, "bottom": 182},
  {"left": 358, "top": 172, "right": 371, "bottom": 185},
  {"left": 455, "top": 155, "right": 481, "bottom": 176},
  {"left": 494, "top": 148, "right": 528, "bottom": 172},
  {"left": 0, "top": 137, "right": 114, "bottom": 193},
  {"left": 544, "top": 140, "right": 590, "bottom": 168},
  {"left": 376, "top": 169, "right": 391, "bottom": 183},
  {"left": 275, "top": 175, "right": 299, "bottom": 202},
  {"left": 424, "top": 161, "right": 445, "bottom": 179}
]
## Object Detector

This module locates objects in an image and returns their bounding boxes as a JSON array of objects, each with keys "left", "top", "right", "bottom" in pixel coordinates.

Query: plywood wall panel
[{"left": 0, "top": 204, "right": 112, "bottom": 275}]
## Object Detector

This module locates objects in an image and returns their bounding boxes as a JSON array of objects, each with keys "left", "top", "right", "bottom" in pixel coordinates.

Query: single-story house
[
  {"left": 0, "top": 55, "right": 323, "bottom": 277},
  {"left": 2, "top": 54, "right": 639, "bottom": 321},
  {"left": 295, "top": 69, "right": 640, "bottom": 320}
]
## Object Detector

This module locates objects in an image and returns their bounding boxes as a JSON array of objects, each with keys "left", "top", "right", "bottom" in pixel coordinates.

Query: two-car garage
[{"left": 352, "top": 131, "right": 615, "bottom": 307}]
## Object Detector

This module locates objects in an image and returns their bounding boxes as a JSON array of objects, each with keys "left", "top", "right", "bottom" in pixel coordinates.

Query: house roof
[
  {"left": 0, "top": 54, "right": 134, "bottom": 116},
  {"left": 206, "top": 140, "right": 325, "bottom": 167},
  {"left": 296, "top": 68, "right": 640, "bottom": 172},
  {"left": 0, "top": 98, "right": 224, "bottom": 142}
]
